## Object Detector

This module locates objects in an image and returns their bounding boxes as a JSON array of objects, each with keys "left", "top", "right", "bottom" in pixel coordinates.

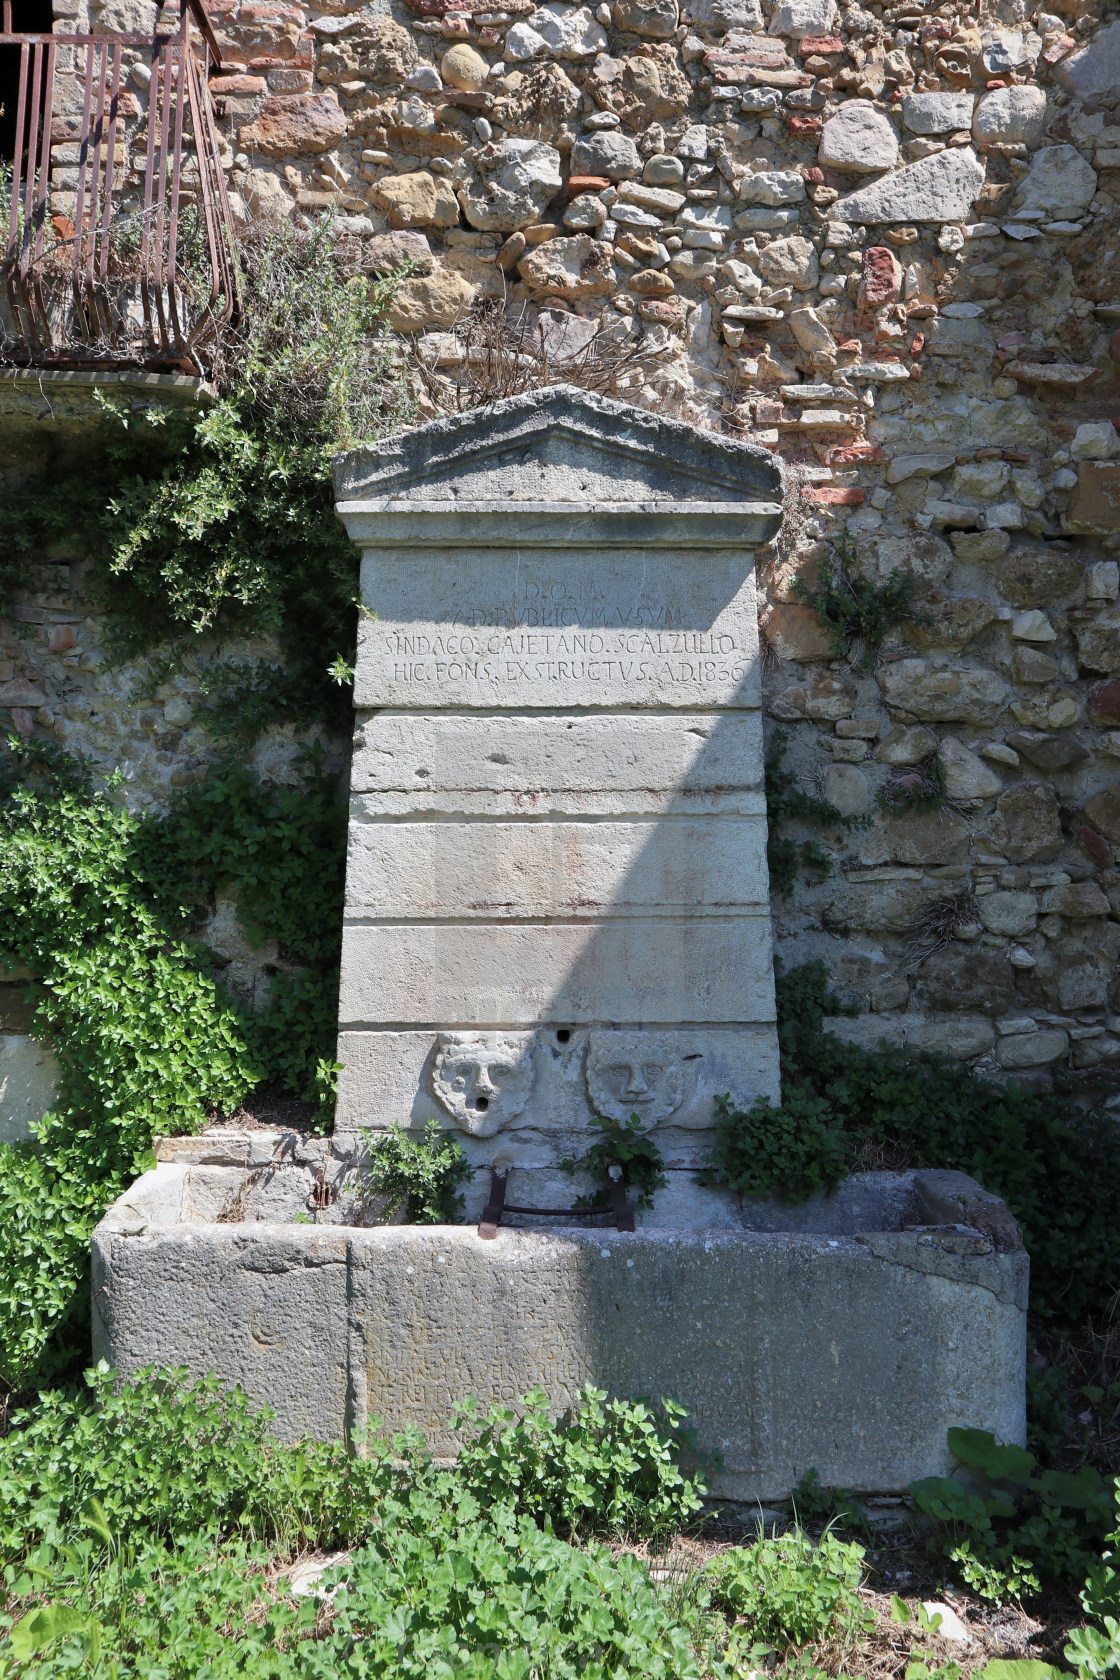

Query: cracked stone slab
[{"left": 830, "top": 147, "right": 985, "bottom": 225}]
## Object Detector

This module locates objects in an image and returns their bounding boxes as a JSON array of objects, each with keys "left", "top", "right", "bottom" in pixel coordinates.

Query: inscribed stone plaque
[{"left": 355, "top": 549, "right": 761, "bottom": 711}]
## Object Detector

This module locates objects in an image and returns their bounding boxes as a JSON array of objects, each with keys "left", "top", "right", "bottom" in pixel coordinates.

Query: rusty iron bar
[{"left": 1, "top": 0, "right": 240, "bottom": 370}]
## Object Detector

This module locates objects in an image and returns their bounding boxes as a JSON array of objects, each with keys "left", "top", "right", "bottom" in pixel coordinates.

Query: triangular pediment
[{"left": 334, "top": 385, "right": 782, "bottom": 508}]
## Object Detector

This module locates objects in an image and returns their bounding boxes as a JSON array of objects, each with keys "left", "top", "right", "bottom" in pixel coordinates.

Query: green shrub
[
  {"left": 451, "top": 1384, "right": 705, "bottom": 1539},
  {"left": 773, "top": 961, "right": 1120, "bottom": 1326},
  {"left": 697, "top": 1091, "right": 847, "bottom": 1205},
  {"left": 704, "top": 1529, "right": 868, "bottom": 1648},
  {"left": 361, "top": 1122, "right": 472, "bottom": 1225},
  {"left": 303, "top": 1496, "right": 701, "bottom": 1680},
  {"left": 0, "top": 750, "right": 346, "bottom": 1392}
]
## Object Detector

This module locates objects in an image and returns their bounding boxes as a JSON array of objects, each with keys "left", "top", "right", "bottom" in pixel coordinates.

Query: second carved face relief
[{"left": 584, "top": 1032, "right": 686, "bottom": 1130}]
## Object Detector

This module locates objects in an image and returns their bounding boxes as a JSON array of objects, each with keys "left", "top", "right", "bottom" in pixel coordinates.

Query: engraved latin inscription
[{"left": 386, "top": 628, "right": 749, "bottom": 689}]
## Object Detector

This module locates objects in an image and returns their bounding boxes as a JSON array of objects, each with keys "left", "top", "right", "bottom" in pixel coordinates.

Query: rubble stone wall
[{"left": 6, "top": 0, "right": 1120, "bottom": 1099}]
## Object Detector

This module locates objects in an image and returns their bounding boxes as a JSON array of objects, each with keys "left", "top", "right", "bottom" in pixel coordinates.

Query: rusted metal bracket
[
  {"left": 478, "top": 1168, "right": 508, "bottom": 1240},
  {"left": 477, "top": 1163, "right": 634, "bottom": 1238},
  {"left": 606, "top": 1164, "right": 635, "bottom": 1232}
]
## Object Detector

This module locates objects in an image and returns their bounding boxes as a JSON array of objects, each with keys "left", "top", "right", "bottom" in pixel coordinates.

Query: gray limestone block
[
  {"left": 344, "top": 815, "right": 770, "bottom": 919},
  {"left": 818, "top": 101, "right": 900, "bottom": 175},
  {"left": 92, "top": 1222, "right": 353, "bottom": 1444},
  {"left": 337, "top": 917, "right": 778, "bottom": 1030},
  {"left": 349, "top": 711, "right": 765, "bottom": 797},
  {"left": 1056, "top": 18, "right": 1120, "bottom": 101},
  {"left": 1013, "top": 145, "right": 1098, "bottom": 222},
  {"left": 333, "top": 1023, "right": 782, "bottom": 1137},
  {"left": 913, "top": 1169, "right": 1024, "bottom": 1255},
  {"left": 822, "top": 1014, "right": 997, "bottom": 1060},
  {"left": 971, "top": 86, "right": 1046, "bottom": 149}
]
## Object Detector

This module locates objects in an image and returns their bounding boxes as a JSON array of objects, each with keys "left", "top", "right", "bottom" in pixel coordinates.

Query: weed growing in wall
[
  {"left": 360, "top": 1122, "right": 472, "bottom": 1225},
  {"left": 562, "top": 1113, "right": 668, "bottom": 1211},
  {"left": 793, "top": 527, "right": 923, "bottom": 669},
  {"left": 765, "top": 728, "right": 858, "bottom": 896},
  {"left": 878, "top": 751, "right": 948, "bottom": 813}
]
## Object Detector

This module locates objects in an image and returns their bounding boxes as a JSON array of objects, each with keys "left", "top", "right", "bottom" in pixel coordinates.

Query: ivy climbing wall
[{"left": 5, "top": 0, "right": 1120, "bottom": 1106}]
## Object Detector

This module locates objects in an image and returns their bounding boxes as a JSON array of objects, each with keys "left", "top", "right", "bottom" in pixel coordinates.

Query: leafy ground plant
[
  {"left": 911, "top": 1427, "right": 1114, "bottom": 1604},
  {"left": 0, "top": 1367, "right": 711, "bottom": 1680},
  {"left": 451, "top": 1384, "right": 705, "bottom": 1540},
  {"left": 705, "top": 1527, "right": 869, "bottom": 1649},
  {"left": 0, "top": 1363, "right": 404, "bottom": 1560}
]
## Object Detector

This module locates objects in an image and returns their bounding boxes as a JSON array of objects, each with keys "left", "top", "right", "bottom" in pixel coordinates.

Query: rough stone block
[
  {"left": 831, "top": 148, "right": 984, "bottom": 225},
  {"left": 0, "top": 1034, "right": 58, "bottom": 1144},
  {"left": 92, "top": 1167, "right": 1027, "bottom": 1500},
  {"left": 338, "top": 918, "right": 777, "bottom": 1029},
  {"left": 877, "top": 659, "right": 1009, "bottom": 724},
  {"left": 819, "top": 101, "right": 899, "bottom": 174},
  {"left": 1069, "top": 464, "right": 1120, "bottom": 535},
  {"left": 997, "top": 1028, "right": 1069, "bottom": 1069},
  {"left": 972, "top": 86, "right": 1045, "bottom": 148},
  {"left": 346, "top": 816, "right": 770, "bottom": 919},
  {"left": 823, "top": 1014, "right": 997, "bottom": 1060},
  {"left": 978, "top": 891, "right": 1037, "bottom": 938},
  {"left": 903, "top": 91, "right": 975, "bottom": 135}
]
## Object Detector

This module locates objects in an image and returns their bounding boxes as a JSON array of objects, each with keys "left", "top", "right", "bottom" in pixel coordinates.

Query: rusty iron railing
[{"left": 1, "top": 0, "right": 240, "bottom": 372}]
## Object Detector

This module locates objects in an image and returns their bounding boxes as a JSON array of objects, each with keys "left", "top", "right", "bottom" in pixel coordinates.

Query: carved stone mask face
[
  {"left": 431, "top": 1032, "right": 535, "bottom": 1137},
  {"left": 585, "top": 1032, "right": 686, "bottom": 1130}
]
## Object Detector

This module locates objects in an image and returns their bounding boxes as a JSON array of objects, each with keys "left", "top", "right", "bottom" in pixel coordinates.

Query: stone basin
[{"left": 92, "top": 1130, "right": 1027, "bottom": 1501}]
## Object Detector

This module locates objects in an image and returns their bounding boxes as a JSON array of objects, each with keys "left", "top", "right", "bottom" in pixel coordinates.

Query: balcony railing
[{"left": 1, "top": 0, "right": 240, "bottom": 372}]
